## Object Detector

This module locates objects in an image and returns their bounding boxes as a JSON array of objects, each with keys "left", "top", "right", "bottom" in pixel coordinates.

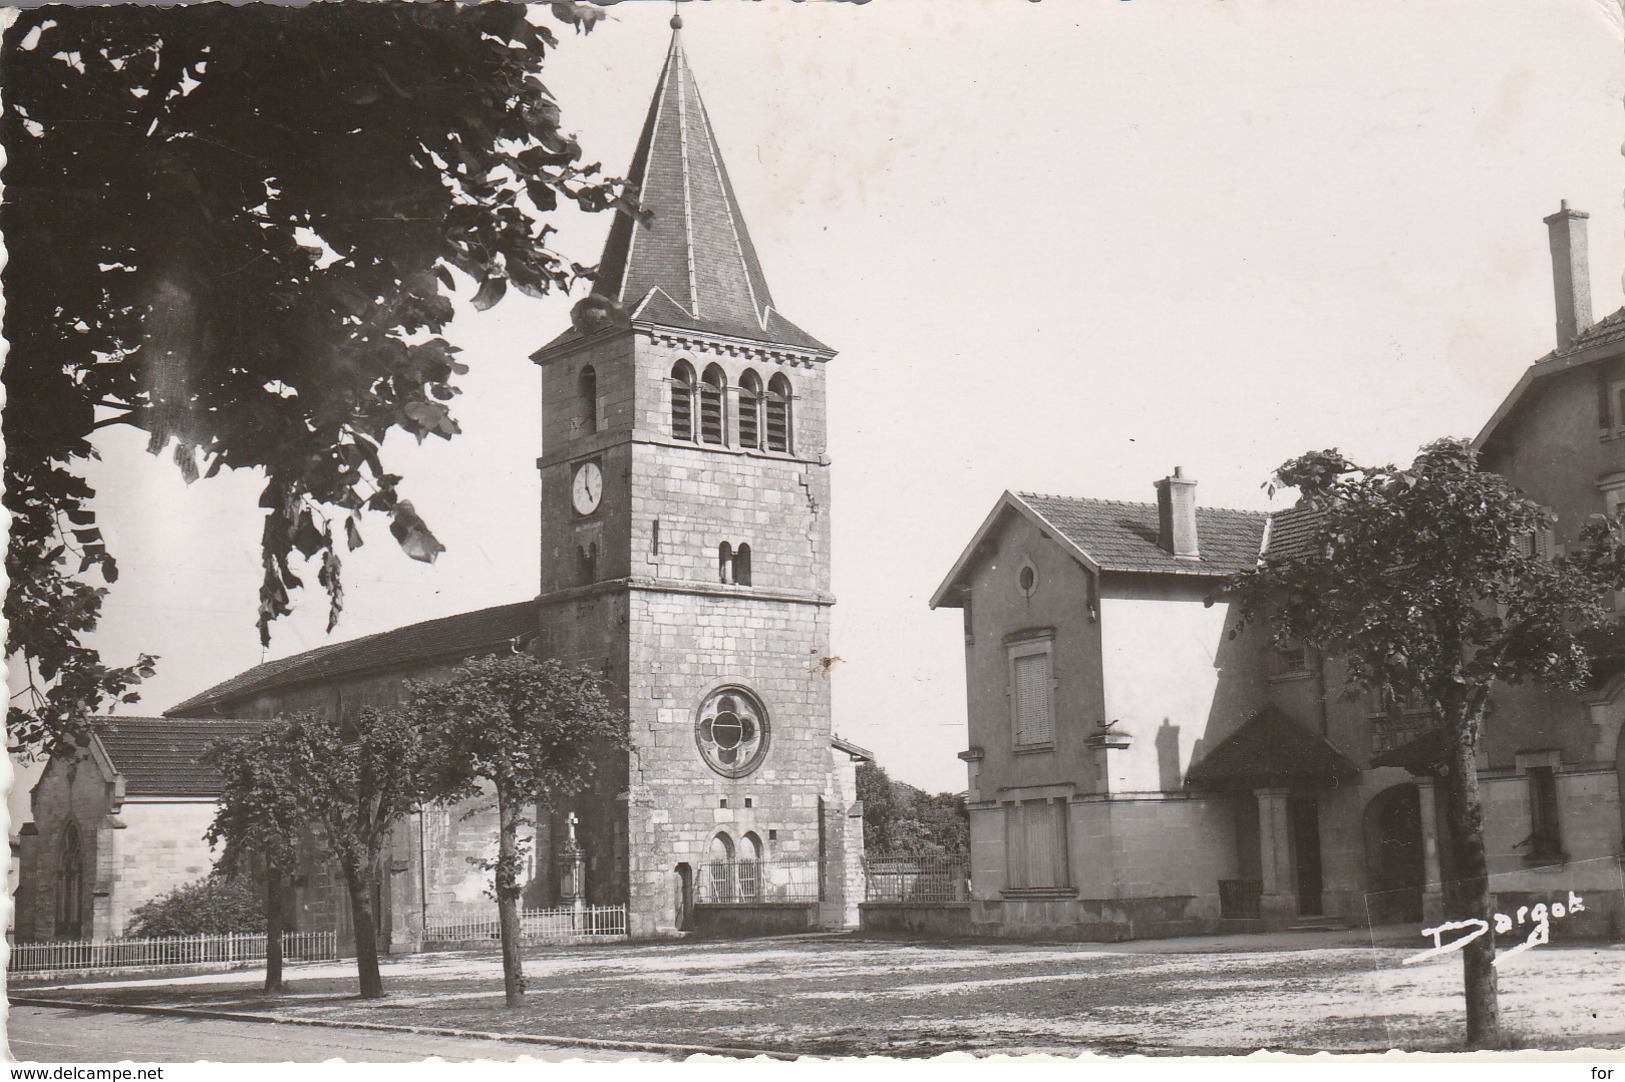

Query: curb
[{"left": 10, "top": 996, "right": 800, "bottom": 1061}]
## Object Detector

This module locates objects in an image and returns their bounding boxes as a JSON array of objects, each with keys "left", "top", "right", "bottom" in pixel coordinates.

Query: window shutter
[
  {"left": 1013, "top": 652, "right": 1052, "bottom": 744},
  {"left": 1004, "top": 803, "right": 1028, "bottom": 888},
  {"left": 739, "top": 386, "right": 760, "bottom": 448},
  {"left": 699, "top": 384, "right": 724, "bottom": 444},
  {"left": 765, "top": 395, "right": 789, "bottom": 452},
  {"left": 672, "top": 382, "right": 694, "bottom": 441},
  {"left": 1026, "top": 801, "right": 1057, "bottom": 888}
]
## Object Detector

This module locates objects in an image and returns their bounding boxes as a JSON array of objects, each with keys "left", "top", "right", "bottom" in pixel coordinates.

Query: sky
[{"left": 7, "top": 0, "right": 1625, "bottom": 828}]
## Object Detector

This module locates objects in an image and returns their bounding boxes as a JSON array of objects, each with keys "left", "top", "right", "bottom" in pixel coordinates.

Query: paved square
[{"left": 19, "top": 930, "right": 1625, "bottom": 1056}]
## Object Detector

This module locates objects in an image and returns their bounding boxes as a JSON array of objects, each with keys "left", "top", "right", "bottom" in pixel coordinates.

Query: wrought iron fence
[
  {"left": 696, "top": 859, "right": 820, "bottom": 903},
  {"left": 863, "top": 854, "right": 969, "bottom": 903},
  {"left": 423, "top": 903, "right": 629, "bottom": 945},
  {"left": 9, "top": 930, "right": 338, "bottom": 975}
]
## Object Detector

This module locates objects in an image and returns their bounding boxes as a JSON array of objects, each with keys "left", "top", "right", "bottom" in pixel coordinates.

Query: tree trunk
[
  {"left": 343, "top": 865, "right": 384, "bottom": 999},
  {"left": 1441, "top": 700, "right": 1499, "bottom": 1049},
  {"left": 264, "top": 865, "right": 287, "bottom": 993},
  {"left": 496, "top": 789, "right": 525, "bottom": 1008}
]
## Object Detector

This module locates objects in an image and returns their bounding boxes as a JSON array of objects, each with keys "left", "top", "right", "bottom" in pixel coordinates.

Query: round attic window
[
  {"left": 1018, "top": 559, "right": 1038, "bottom": 597},
  {"left": 695, "top": 685, "right": 770, "bottom": 779}
]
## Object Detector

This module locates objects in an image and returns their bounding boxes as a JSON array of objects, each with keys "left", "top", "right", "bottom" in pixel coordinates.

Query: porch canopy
[{"left": 1186, "top": 705, "right": 1358, "bottom": 789}]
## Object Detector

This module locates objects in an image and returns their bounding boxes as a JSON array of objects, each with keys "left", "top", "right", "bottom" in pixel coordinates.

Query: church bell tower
[{"left": 529, "top": 21, "right": 857, "bottom": 936}]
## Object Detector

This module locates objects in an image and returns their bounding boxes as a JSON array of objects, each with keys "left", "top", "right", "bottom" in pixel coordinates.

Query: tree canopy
[
  {"left": 2, "top": 3, "right": 631, "bottom": 755},
  {"left": 280, "top": 706, "right": 438, "bottom": 998},
  {"left": 406, "top": 652, "right": 629, "bottom": 1007},
  {"left": 856, "top": 761, "right": 968, "bottom": 860},
  {"left": 206, "top": 726, "right": 307, "bottom": 990},
  {"left": 1225, "top": 439, "right": 1620, "bottom": 713}
]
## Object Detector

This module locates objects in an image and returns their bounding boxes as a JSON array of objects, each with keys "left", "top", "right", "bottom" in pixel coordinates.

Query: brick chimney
[
  {"left": 1544, "top": 200, "right": 1593, "bottom": 351},
  {"left": 1156, "top": 467, "right": 1200, "bottom": 560}
]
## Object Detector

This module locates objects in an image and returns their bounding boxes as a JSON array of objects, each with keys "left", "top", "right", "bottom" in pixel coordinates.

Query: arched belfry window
[
  {"left": 670, "top": 361, "right": 697, "bottom": 442},
  {"left": 57, "top": 823, "right": 83, "bottom": 939},
  {"left": 718, "top": 542, "right": 734, "bottom": 585},
  {"left": 765, "top": 374, "right": 792, "bottom": 453},
  {"left": 577, "top": 365, "right": 598, "bottom": 435},
  {"left": 699, "top": 364, "right": 727, "bottom": 445},
  {"left": 738, "top": 370, "right": 763, "bottom": 449},
  {"left": 734, "top": 543, "right": 752, "bottom": 586}
]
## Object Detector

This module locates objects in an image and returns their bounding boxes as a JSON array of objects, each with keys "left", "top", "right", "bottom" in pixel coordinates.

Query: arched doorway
[{"left": 1364, "top": 784, "right": 1424, "bottom": 925}]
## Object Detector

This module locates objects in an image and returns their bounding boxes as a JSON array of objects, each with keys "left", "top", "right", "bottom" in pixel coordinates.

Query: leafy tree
[
  {"left": 407, "top": 653, "right": 630, "bottom": 1008},
  {"left": 857, "top": 761, "right": 968, "bottom": 860},
  {"left": 206, "top": 728, "right": 304, "bottom": 992},
  {"left": 1, "top": 2, "right": 631, "bottom": 756},
  {"left": 127, "top": 873, "right": 262, "bottom": 939},
  {"left": 1222, "top": 438, "right": 1625, "bottom": 1049},
  {"left": 280, "top": 707, "right": 437, "bottom": 998}
]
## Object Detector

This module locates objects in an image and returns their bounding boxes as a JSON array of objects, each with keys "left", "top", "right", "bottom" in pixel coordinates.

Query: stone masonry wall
[
  {"left": 108, "top": 801, "right": 220, "bottom": 936},
  {"left": 624, "top": 589, "right": 835, "bottom": 936}
]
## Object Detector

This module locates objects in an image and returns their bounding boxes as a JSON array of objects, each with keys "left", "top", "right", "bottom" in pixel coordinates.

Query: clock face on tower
[{"left": 571, "top": 460, "right": 603, "bottom": 517}]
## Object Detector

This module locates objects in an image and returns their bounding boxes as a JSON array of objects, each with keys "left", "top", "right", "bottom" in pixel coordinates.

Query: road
[{"left": 5, "top": 1004, "right": 658, "bottom": 1063}]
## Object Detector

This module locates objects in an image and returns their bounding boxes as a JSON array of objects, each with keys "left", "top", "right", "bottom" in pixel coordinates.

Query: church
[{"left": 14, "top": 21, "right": 869, "bottom": 946}]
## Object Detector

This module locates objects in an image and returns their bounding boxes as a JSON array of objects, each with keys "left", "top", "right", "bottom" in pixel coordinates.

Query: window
[
  {"left": 1527, "top": 766, "right": 1563, "bottom": 860},
  {"left": 699, "top": 364, "right": 727, "bottom": 445},
  {"left": 670, "top": 361, "right": 697, "bottom": 441},
  {"left": 1370, "top": 685, "right": 1429, "bottom": 717},
  {"left": 577, "top": 540, "right": 598, "bottom": 585},
  {"left": 734, "top": 543, "right": 752, "bottom": 586},
  {"left": 1009, "top": 639, "right": 1054, "bottom": 746},
  {"left": 738, "top": 370, "right": 763, "bottom": 449},
  {"left": 695, "top": 685, "right": 771, "bottom": 778},
  {"left": 577, "top": 365, "right": 598, "bottom": 435},
  {"left": 1605, "top": 375, "right": 1625, "bottom": 431},
  {"left": 1017, "top": 558, "right": 1038, "bottom": 597},
  {"left": 765, "top": 374, "right": 792, "bottom": 453},
  {"left": 1273, "top": 644, "right": 1310, "bottom": 680},
  {"left": 718, "top": 542, "right": 734, "bottom": 584},
  {"left": 738, "top": 832, "right": 763, "bottom": 901},
  {"left": 56, "top": 823, "right": 83, "bottom": 939}
]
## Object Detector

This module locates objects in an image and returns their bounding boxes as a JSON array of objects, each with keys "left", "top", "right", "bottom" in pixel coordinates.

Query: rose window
[{"left": 695, "top": 687, "right": 769, "bottom": 778}]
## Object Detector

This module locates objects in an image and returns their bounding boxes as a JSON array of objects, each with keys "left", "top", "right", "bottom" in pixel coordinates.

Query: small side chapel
[{"left": 14, "top": 21, "right": 869, "bottom": 946}]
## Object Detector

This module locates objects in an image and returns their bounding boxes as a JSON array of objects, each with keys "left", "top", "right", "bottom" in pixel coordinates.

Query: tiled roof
[
  {"left": 1562, "top": 305, "right": 1625, "bottom": 356},
  {"left": 93, "top": 717, "right": 273, "bottom": 797},
  {"left": 584, "top": 31, "right": 830, "bottom": 355},
  {"left": 1262, "top": 504, "right": 1322, "bottom": 562},
  {"left": 1017, "top": 493, "right": 1269, "bottom": 577},
  {"left": 1185, "top": 705, "right": 1358, "bottom": 789},
  {"left": 167, "top": 600, "right": 539, "bottom": 716}
]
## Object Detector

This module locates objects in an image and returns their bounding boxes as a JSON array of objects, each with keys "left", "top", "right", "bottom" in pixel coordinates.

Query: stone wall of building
[
  {"left": 108, "top": 801, "right": 220, "bottom": 936},
  {"left": 624, "top": 588, "right": 836, "bottom": 936},
  {"left": 15, "top": 748, "right": 132, "bottom": 942}
]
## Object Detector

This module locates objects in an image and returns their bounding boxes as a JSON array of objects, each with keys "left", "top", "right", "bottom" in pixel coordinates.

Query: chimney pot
[
  {"left": 1543, "top": 201, "right": 1593, "bottom": 351},
  {"left": 1156, "top": 468, "right": 1200, "bottom": 560}
]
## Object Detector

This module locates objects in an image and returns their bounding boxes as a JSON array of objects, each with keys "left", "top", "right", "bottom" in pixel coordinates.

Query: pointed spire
[{"left": 591, "top": 29, "right": 828, "bottom": 353}]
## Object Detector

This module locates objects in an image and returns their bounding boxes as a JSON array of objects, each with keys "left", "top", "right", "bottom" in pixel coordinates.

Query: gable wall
[{"left": 961, "top": 509, "right": 1104, "bottom": 796}]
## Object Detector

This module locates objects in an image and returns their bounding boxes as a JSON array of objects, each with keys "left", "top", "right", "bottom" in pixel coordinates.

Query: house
[
  {"left": 919, "top": 204, "right": 1625, "bottom": 942},
  {"left": 12, "top": 718, "right": 269, "bottom": 941},
  {"left": 12, "top": 21, "right": 868, "bottom": 947}
]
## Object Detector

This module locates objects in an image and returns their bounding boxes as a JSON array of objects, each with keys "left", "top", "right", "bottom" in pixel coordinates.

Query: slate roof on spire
[{"left": 565, "top": 30, "right": 830, "bottom": 355}]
